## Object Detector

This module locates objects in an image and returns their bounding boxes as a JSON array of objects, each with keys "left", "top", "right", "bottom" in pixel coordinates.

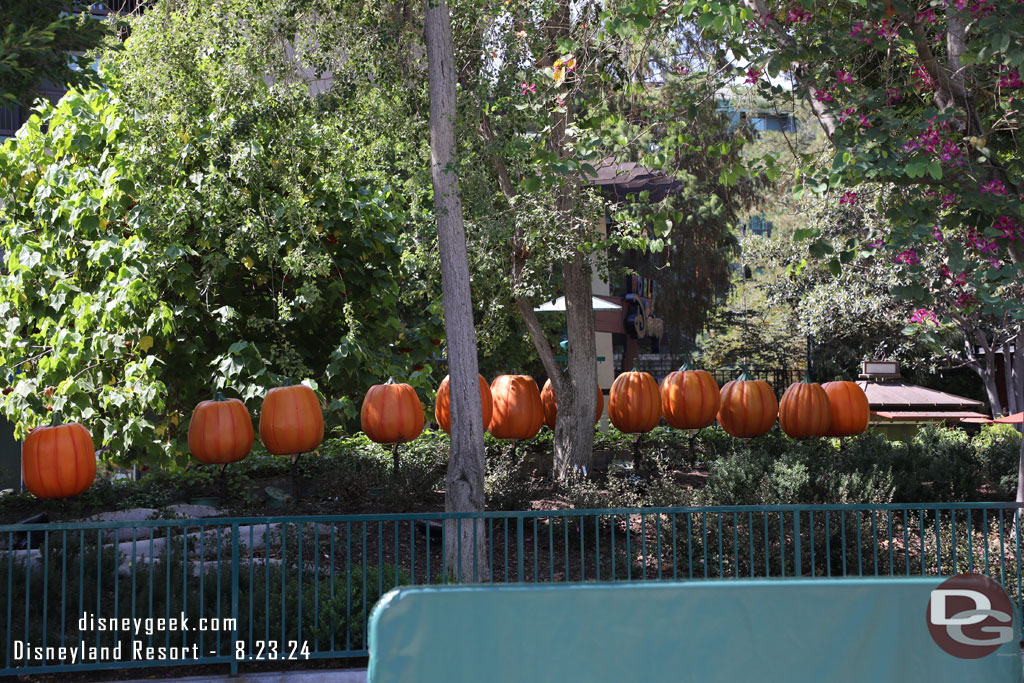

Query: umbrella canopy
[
  {"left": 533, "top": 296, "right": 622, "bottom": 313},
  {"left": 994, "top": 412, "right": 1024, "bottom": 424}
]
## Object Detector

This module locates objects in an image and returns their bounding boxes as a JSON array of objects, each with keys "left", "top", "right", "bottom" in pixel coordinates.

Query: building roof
[
  {"left": 588, "top": 161, "right": 683, "bottom": 203},
  {"left": 857, "top": 381, "right": 984, "bottom": 411},
  {"left": 871, "top": 411, "right": 991, "bottom": 421}
]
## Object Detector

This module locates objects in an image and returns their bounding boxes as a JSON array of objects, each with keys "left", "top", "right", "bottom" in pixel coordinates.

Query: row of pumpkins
[
  {"left": 20, "top": 366, "right": 870, "bottom": 501},
  {"left": 419, "top": 366, "right": 869, "bottom": 441}
]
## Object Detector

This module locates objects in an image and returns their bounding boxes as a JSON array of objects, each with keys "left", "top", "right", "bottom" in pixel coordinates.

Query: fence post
[
  {"left": 230, "top": 522, "right": 239, "bottom": 675},
  {"left": 793, "top": 511, "right": 802, "bottom": 577},
  {"left": 516, "top": 517, "right": 525, "bottom": 583}
]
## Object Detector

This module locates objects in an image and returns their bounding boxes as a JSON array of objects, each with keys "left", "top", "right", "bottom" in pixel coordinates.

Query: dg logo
[{"left": 927, "top": 573, "right": 1015, "bottom": 659}]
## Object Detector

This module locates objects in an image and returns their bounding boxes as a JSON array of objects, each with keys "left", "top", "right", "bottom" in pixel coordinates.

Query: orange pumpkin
[
  {"left": 608, "top": 370, "right": 661, "bottom": 433},
  {"left": 540, "top": 379, "right": 603, "bottom": 429},
  {"left": 188, "top": 393, "right": 254, "bottom": 465},
  {"left": 259, "top": 384, "right": 325, "bottom": 455},
  {"left": 659, "top": 364, "right": 720, "bottom": 430},
  {"left": 717, "top": 374, "right": 778, "bottom": 438},
  {"left": 22, "top": 422, "right": 96, "bottom": 498},
  {"left": 361, "top": 379, "right": 425, "bottom": 443},
  {"left": 434, "top": 374, "right": 493, "bottom": 434},
  {"left": 778, "top": 380, "right": 832, "bottom": 439},
  {"left": 489, "top": 374, "right": 544, "bottom": 440},
  {"left": 822, "top": 381, "right": 870, "bottom": 437}
]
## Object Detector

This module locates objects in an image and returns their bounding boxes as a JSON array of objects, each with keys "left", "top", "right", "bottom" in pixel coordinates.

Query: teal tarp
[{"left": 368, "top": 578, "right": 1020, "bottom": 683}]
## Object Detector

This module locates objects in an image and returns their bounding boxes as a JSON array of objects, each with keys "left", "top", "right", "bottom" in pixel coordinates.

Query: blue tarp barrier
[{"left": 368, "top": 578, "right": 1021, "bottom": 682}]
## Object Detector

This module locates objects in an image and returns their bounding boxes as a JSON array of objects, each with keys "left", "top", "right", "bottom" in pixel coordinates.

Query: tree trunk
[
  {"left": 1010, "top": 327, "right": 1024, "bottom": 504},
  {"left": 1004, "top": 341, "right": 1018, "bottom": 417},
  {"left": 423, "top": 0, "right": 488, "bottom": 581},
  {"left": 553, "top": 250, "right": 597, "bottom": 478}
]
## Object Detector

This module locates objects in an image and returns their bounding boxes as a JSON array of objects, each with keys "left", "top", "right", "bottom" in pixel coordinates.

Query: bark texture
[
  {"left": 423, "top": 0, "right": 488, "bottom": 580},
  {"left": 554, "top": 249, "right": 598, "bottom": 477}
]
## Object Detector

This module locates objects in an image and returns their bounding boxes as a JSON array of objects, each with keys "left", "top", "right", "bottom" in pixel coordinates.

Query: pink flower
[
  {"left": 839, "top": 191, "right": 858, "bottom": 205},
  {"left": 910, "top": 309, "right": 938, "bottom": 324},
  {"left": 858, "top": 114, "right": 871, "bottom": 128},
  {"left": 941, "top": 193, "right": 957, "bottom": 208},
  {"left": 931, "top": 226, "right": 944, "bottom": 241},
  {"left": 886, "top": 88, "right": 904, "bottom": 104},
  {"left": 520, "top": 82, "right": 537, "bottom": 95},
  {"left": 672, "top": 66, "right": 691, "bottom": 75},
  {"left": 866, "top": 239, "right": 884, "bottom": 249},
  {"left": 916, "top": 8, "right": 937, "bottom": 22},
  {"left": 999, "top": 70, "right": 1023, "bottom": 88},
  {"left": 995, "top": 215, "right": 1022, "bottom": 241},
  {"left": 913, "top": 64, "right": 935, "bottom": 90},
  {"left": 969, "top": 0, "right": 994, "bottom": 17},
  {"left": 894, "top": 249, "right": 920, "bottom": 265},
  {"left": 835, "top": 70, "right": 854, "bottom": 85},
  {"left": 785, "top": 7, "right": 811, "bottom": 23},
  {"left": 814, "top": 89, "right": 834, "bottom": 103},
  {"left": 955, "top": 292, "right": 976, "bottom": 309},
  {"left": 745, "top": 68, "right": 762, "bottom": 85},
  {"left": 940, "top": 141, "right": 963, "bottom": 166},
  {"left": 876, "top": 20, "right": 898, "bottom": 40},
  {"left": 980, "top": 179, "right": 1008, "bottom": 195}
]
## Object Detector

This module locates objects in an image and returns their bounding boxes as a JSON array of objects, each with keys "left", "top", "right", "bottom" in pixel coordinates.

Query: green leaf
[{"left": 522, "top": 176, "right": 542, "bottom": 192}]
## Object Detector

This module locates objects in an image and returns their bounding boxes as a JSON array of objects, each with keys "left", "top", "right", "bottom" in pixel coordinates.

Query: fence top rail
[{"left": 0, "top": 501, "right": 1020, "bottom": 532}]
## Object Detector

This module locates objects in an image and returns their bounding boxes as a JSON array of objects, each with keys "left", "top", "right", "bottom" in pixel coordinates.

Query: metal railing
[{"left": 2, "top": 502, "right": 1023, "bottom": 676}]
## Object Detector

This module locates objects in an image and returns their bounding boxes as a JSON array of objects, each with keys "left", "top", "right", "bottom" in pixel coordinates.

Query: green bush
[
  {"left": 909, "top": 425, "right": 980, "bottom": 502},
  {"left": 484, "top": 445, "right": 534, "bottom": 511},
  {"left": 973, "top": 423, "right": 1021, "bottom": 498}
]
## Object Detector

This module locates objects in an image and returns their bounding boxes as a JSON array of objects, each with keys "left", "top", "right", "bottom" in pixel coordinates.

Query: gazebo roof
[
  {"left": 587, "top": 161, "right": 683, "bottom": 203},
  {"left": 857, "top": 380, "right": 984, "bottom": 412}
]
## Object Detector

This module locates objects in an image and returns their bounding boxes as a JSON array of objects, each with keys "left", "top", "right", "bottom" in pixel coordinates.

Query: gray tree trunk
[
  {"left": 553, "top": 250, "right": 597, "bottom": 478},
  {"left": 1010, "top": 327, "right": 1024, "bottom": 504},
  {"left": 424, "top": 0, "right": 488, "bottom": 581}
]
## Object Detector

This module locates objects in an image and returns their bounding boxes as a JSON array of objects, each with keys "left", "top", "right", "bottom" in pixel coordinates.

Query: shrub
[
  {"left": 909, "top": 425, "right": 980, "bottom": 502},
  {"left": 484, "top": 445, "right": 534, "bottom": 511},
  {"left": 973, "top": 424, "right": 1021, "bottom": 498}
]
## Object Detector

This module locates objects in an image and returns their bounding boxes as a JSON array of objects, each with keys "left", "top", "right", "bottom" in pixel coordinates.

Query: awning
[
  {"left": 871, "top": 410, "right": 992, "bottom": 421},
  {"left": 534, "top": 296, "right": 622, "bottom": 312},
  {"left": 859, "top": 381, "right": 984, "bottom": 411},
  {"left": 960, "top": 411, "right": 1024, "bottom": 425}
]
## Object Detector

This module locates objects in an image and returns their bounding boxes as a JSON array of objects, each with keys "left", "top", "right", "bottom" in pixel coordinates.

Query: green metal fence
[{"left": 2, "top": 502, "right": 1023, "bottom": 676}]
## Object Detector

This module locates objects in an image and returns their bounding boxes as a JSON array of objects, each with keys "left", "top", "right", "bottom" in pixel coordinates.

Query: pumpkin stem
[
  {"left": 386, "top": 377, "right": 395, "bottom": 385},
  {"left": 213, "top": 391, "right": 228, "bottom": 401},
  {"left": 737, "top": 366, "right": 754, "bottom": 382},
  {"left": 677, "top": 356, "right": 694, "bottom": 373}
]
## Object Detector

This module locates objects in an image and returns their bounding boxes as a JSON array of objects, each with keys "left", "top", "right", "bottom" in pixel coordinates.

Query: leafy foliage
[
  {"left": 0, "top": 0, "right": 448, "bottom": 465},
  {"left": 0, "top": 1, "right": 109, "bottom": 109}
]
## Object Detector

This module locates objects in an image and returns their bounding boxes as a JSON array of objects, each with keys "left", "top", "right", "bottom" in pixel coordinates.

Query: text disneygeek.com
[{"left": 12, "top": 612, "right": 311, "bottom": 664}]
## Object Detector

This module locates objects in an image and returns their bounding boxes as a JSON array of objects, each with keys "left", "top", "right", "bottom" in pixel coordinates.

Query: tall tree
[
  {"left": 424, "top": 0, "right": 488, "bottom": 580},
  {"left": 689, "top": 0, "right": 1024, "bottom": 498},
  {"left": 456, "top": 0, "right": 751, "bottom": 477},
  {"left": 0, "top": 1, "right": 109, "bottom": 110}
]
